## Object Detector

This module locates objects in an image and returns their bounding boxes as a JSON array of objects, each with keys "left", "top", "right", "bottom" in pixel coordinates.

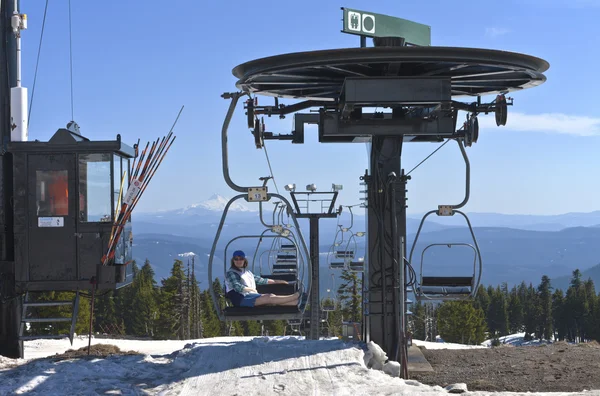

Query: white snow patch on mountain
[{"left": 177, "top": 194, "right": 255, "bottom": 213}]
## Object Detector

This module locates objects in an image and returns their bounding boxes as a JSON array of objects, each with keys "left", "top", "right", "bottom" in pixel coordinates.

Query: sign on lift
[
  {"left": 38, "top": 217, "right": 64, "bottom": 227},
  {"left": 341, "top": 7, "right": 431, "bottom": 46}
]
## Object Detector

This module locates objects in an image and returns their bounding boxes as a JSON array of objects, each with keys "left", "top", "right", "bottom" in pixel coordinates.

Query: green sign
[{"left": 341, "top": 7, "right": 431, "bottom": 46}]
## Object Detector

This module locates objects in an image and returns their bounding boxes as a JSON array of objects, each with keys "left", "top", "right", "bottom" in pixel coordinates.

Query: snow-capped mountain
[
  {"left": 175, "top": 194, "right": 255, "bottom": 214},
  {"left": 133, "top": 194, "right": 260, "bottom": 228},
  {"left": 178, "top": 251, "right": 198, "bottom": 258}
]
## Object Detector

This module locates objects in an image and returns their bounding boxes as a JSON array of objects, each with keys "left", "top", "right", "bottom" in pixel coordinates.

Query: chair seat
[
  {"left": 223, "top": 305, "right": 301, "bottom": 321},
  {"left": 421, "top": 276, "right": 473, "bottom": 287}
]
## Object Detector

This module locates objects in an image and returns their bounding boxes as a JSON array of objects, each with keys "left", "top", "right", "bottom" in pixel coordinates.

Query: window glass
[
  {"left": 78, "top": 153, "right": 111, "bottom": 222},
  {"left": 36, "top": 170, "right": 69, "bottom": 216}
]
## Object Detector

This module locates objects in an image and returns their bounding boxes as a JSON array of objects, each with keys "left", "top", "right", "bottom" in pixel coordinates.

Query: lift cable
[
  {"left": 262, "top": 141, "right": 280, "bottom": 195},
  {"left": 27, "top": 0, "right": 50, "bottom": 126},
  {"left": 68, "top": 0, "right": 75, "bottom": 121},
  {"left": 406, "top": 139, "right": 450, "bottom": 176}
]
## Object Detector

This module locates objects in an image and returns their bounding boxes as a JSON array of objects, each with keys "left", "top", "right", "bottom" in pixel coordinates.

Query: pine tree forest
[
  {"left": 23, "top": 259, "right": 363, "bottom": 340},
  {"left": 410, "top": 269, "right": 600, "bottom": 345},
  {"left": 25, "top": 260, "right": 600, "bottom": 346}
]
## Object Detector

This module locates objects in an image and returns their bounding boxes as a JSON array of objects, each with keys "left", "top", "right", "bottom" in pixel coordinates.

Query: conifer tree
[
  {"left": 473, "top": 285, "right": 490, "bottom": 314},
  {"left": 189, "top": 256, "right": 203, "bottom": 339},
  {"left": 523, "top": 283, "right": 540, "bottom": 341},
  {"left": 436, "top": 301, "right": 486, "bottom": 345},
  {"left": 565, "top": 269, "right": 588, "bottom": 342},
  {"left": 507, "top": 285, "right": 524, "bottom": 333},
  {"left": 127, "top": 259, "right": 158, "bottom": 337},
  {"left": 93, "top": 289, "right": 119, "bottom": 334},
  {"left": 155, "top": 260, "right": 187, "bottom": 339},
  {"left": 200, "top": 289, "right": 221, "bottom": 337},
  {"left": 583, "top": 279, "right": 597, "bottom": 341},
  {"left": 537, "top": 275, "right": 553, "bottom": 340},
  {"left": 410, "top": 302, "right": 428, "bottom": 341},
  {"left": 552, "top": 288, "right": 567, "bottom": 341},
  {"left": 486, "top": 286, "right": 509, "bottom": 338},
  {"left": 337, "top": 269, "right": 362, "bottom": 322}
]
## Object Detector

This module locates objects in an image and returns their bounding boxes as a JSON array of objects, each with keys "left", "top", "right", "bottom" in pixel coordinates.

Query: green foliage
[
  {"left": 27, "top": 254, "right": 600, "bottom": 348},
  {"left": 507, "top": 286, "right": 524, "bottom": 333},
  {"left": 337, "top": 269, "right": 362, "bottom": 322},
  {"left": 486, "top": 286, "right": 509, "bottom": 338},
  {"left": 436, "top": 301, "right": 487, "bottom": 345}
]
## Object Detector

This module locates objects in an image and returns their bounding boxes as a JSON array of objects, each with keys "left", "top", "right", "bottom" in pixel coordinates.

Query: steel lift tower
[{"left": 221, "top": 7, "right": 549, "bottom": 376}]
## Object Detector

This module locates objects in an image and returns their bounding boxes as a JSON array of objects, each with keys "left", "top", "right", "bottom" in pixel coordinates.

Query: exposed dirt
[
  {"left": 50, "top": 344, "right": 141, "bottom": 360},
  {"left": 411, "top": 341, "right": 600, "bottom": 393}
]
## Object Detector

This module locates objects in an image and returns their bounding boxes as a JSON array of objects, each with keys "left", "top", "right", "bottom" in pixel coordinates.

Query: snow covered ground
[{"left": 0, "top": 335, "right": 598, "bottom": 395}]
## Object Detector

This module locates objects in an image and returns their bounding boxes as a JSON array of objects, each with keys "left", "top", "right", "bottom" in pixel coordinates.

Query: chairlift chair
[
  {"left": 407, "top": 139, "right": 483, "bottom": 302},
  {"left": 348, "top": 259, "right": 365, "bottom": 272},
  {"left": 418, "top": 243, "right": 478, "bottom": 300},
  {"left": 327, "top": 244, "right": 347, "bottom": 270},
  {"left": 208, "top": 194, "right": 311, "bottom": 322}
]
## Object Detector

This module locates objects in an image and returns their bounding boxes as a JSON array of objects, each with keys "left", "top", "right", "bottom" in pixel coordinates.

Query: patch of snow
[
  {"left": 0, "top": 335, "right": 594, "bottom": 395},
  {"left": 179, "top": 194, "right": 255, "bottom": 214},
  {"left": 412, "top": 339, "right": 486, "bottom": 350}
]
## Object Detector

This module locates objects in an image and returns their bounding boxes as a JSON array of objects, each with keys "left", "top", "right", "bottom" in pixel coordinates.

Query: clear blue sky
[{"left": 19, "top": 0, "right": 600, "bottom": 216}]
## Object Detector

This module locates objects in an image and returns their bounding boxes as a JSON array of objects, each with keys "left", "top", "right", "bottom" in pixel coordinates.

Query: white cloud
[
  {"left": 485, "top": 27, "right": 511, "bottom": 38},
  {"left": 478, "top": 112, "right": 600, "bottom": 136}
]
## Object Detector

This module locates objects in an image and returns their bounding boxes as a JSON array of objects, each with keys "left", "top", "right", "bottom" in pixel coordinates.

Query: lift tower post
[{"left": 289, "top": 189, "right": 339, "bottom": 340}]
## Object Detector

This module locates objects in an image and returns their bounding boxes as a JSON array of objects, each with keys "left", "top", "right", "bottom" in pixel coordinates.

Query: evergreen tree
[
  {"left": 410, "top": 302, "right": 427, "bottom": 341},
  {"left": 155, "top": 260, "right": 187, "bottom": 339},
  {"left": 436, "top": 301, "right": 486, "bottom": 345},
  {"left": 537, "top": 275, "right": 553, "bottom": 340},
  {"left": 552, "top": 289, "right": 567, "bottom": 341},
  {"left": 93, "top": 289, "right": 119, "bottom": 334},
  {"left": 324, "top": 300, "right": 344, "bottom": 337},
  {"left": 565, "top": 269, "right": 588, "bottom": 342},
  {"left": 522, "top": 283, "right": 540, "bottom": 341},
  {"left": 583, "top": 279, "right": 597, "bottom": 341},
  {"left": 200, "top": 289, "right": 221, "bottom": 337},
  {"left": 189, "top": 256, "right": 203, "bottom": 339},
  {"left": 127, "top": 259, "right": 158, "bottom": 337},
  {"left": 337, "top": 269, "right": 362, "bottom": 322},
  {"left": 486, "top": 286, "right": 509, "bottom": 338},
  {"left": 473, "top": 285, "right": 490, "bottom": 314},
  {"left": 507, "top": 285, "right": 524, "bottom": 333}
]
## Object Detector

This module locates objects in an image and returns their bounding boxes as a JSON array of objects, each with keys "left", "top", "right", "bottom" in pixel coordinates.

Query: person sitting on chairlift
[{"left": 225, "top": 250, "right": 300, "bottom": 308}]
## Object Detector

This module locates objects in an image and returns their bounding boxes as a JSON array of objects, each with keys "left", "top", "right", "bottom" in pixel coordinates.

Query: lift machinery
[{"left": 218, "top": 7, "right": 548, "bottom": 376}]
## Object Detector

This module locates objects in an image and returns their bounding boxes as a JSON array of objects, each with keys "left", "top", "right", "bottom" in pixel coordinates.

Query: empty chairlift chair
[
  {"left": 327, "top": 245, "right": 348, "bottom": 270},
  {"left": 348, "top": 258, "right": 365, "bottom": 272},
  {"left": 418, "top": 243, "right": 479, "bottom": 300},
  {"left": 407, "top": 138, "right": 483, "bottom": 302},
  {"left": 273, "top": 248, "right": 298, "bottom": 276}
]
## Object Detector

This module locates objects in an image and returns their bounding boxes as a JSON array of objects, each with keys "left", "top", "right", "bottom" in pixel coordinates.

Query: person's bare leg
[
  {"left": 279, "top": 299, "right": 299, "bottom": 306},
  {"left": 255, "top": 293, "right": 299, "bottom": 306}
]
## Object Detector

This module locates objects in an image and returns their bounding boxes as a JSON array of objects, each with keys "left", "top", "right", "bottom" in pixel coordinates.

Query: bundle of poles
[{"left": 101, "top": 106, "right": 182, "bottom": 266}]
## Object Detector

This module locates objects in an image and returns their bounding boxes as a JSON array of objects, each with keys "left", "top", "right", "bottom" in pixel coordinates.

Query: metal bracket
[
  {"left": 437, "top": 205, "right": 454, "bottom": 216},
  {"left": 248, "top": 187, "right": 268, "bottom": 202}
]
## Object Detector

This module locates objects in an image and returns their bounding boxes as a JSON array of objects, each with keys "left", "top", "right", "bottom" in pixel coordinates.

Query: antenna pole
[{"left": 0, "top": 0, "right": 22, "bottom": 359}]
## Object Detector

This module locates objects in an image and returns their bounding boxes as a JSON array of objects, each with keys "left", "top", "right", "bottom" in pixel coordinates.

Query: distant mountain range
[{"left": 131, "top": 195, "right": 600, "bottom": 295}]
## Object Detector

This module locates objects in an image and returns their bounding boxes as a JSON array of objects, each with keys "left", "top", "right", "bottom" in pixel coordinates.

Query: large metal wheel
[{"left": 232, "top": 47, "right": 549, "bottom": 100}]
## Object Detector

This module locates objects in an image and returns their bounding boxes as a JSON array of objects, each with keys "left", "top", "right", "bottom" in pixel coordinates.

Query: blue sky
[{"left": 19, "top": 0, "right": 600, "bottom": 216}]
